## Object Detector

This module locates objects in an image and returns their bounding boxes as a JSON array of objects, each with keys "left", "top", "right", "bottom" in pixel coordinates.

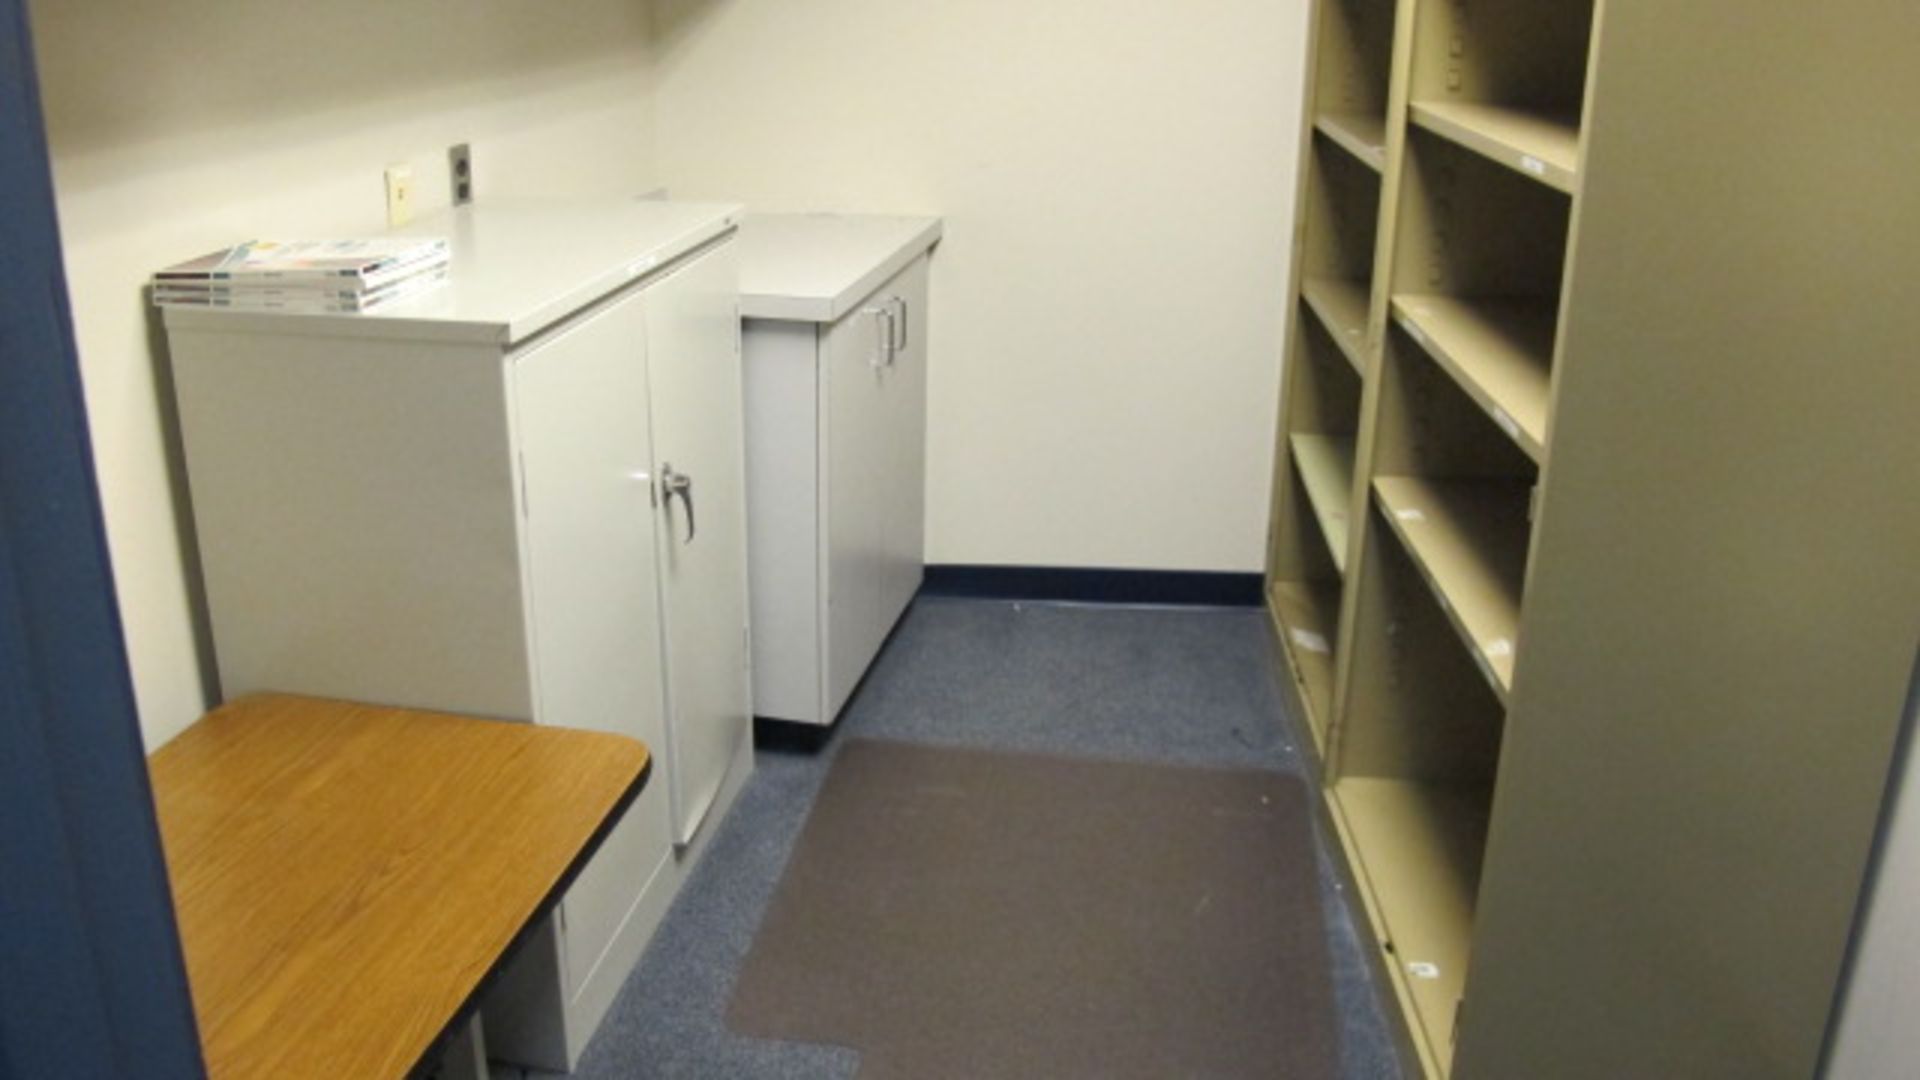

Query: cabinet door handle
[
  {"left": 862, "top": 304, "right": 893, "bottom": 368},
  {"left": 888, "top": 296, "right": 908, "bottom": 354},
  {"left": 660, "top": 463, "right": 695, "bottom": 543}
]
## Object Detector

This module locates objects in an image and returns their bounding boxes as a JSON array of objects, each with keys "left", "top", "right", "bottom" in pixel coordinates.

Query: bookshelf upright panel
[{"left": 1451, "top": 1, "right": 1920, "bottom": 1076}]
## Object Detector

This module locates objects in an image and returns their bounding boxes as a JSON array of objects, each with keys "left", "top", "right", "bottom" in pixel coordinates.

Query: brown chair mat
[{"left": 726, "top": 738, "right": 1338, "bottom": 1079}]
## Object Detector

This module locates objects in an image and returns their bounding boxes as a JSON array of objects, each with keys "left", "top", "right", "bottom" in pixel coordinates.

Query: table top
[{"left": 148, "top": 693, "right": 650, "bottom": 1079}]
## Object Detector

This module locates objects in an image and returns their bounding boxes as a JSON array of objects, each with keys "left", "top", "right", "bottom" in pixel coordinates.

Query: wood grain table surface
[{"left": 147, "top": 693, "right": 650, "bottom": 1079}]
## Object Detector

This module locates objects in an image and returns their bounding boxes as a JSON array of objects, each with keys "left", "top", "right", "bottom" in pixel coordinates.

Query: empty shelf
[
  {"left": 1393, "top": 295, "right": 1557, "bottom": 462},
  {"left": 1332, "top": 775, "right": 1492, "bottom": 1077},
  {"left": 1316, "top": 110, "right": 1388, "bottom": 172},
  {"left": 1301, "top": 276, "right": 1370, "bottom": 376},
  {"left": 1373, "top": 476, "right": 1531, "bottom": 700},
  {"left": 1269, "top": 578, "right": 1342, "bottom": 742},
  {"left": 1410, "top": 102, "right": 1580, "bottom": 193},
  {"left": 1290, "top": 433, "right": 1358, "bottom": 574}
]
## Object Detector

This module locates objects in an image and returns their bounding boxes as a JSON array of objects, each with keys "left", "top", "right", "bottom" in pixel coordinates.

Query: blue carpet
[{"left": 514, "top": 597, "right": 1402, "bottom": 1079}]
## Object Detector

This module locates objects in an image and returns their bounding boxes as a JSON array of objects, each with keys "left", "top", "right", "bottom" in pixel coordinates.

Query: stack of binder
[{"left": 150, "top": 238, "right": 450, "bottom": 313}]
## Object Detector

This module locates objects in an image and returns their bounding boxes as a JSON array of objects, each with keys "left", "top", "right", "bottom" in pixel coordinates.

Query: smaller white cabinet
[
  {"left": 740, "top": 214, "right": 941, "bottom": 726},
  {"left": 161, "top": 200, "right": 754, "bottom": 1071}
]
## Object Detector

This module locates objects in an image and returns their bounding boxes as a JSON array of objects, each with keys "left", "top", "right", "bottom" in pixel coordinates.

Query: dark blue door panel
[{"left": 0, "top": 1, "right": 204, "bottom": 1076}]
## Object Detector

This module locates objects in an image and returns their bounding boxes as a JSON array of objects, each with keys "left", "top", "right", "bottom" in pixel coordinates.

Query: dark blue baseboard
[
  {"left": 754, "top": 717, "right": 839, "bottom": 752},
  {"left": 921, "top": 565, "right": 1263, "bottom": 608}
]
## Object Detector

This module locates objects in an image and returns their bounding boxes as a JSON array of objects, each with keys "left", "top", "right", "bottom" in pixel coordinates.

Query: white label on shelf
[
  {"left": 1290, "top": 629, "right": 1331, "bottom": 655},
  {"left": 1394, "top": 507, "right": 1427, "bottom": 523},
  {"left": 625, "top": 254, "right": 659, "bottom": 278},
  {"left": 1492, "top": 408, "right": 1522, "bottom": 441},
  {"left": 1408, "top": 961, "right": 1442, "bottom": 980},
  {"left": 1520, "top": 155, "right": 1548, "bottom": 177},
  {"left": 1485, "top": 637, "right": 1514, "bottom": 659}
]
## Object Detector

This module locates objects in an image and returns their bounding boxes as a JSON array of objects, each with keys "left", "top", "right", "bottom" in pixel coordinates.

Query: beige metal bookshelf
[
  {"left": 1265, "top": 0, "right": 1404, "bottom": 755},
  {"left": 1266, "top": 1, "right": 1920, "bottom": 1077}
]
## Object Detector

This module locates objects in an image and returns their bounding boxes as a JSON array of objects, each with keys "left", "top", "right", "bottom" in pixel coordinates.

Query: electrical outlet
[
  {"left": 448, "top": 143, "right": 473, "bottom": 206},
  {"left": 384, "top": 164, "right": 414, "bottom": 227}
]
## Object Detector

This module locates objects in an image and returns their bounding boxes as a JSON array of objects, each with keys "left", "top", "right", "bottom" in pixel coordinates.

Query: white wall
[
  {"left": 649, "top": 0, "right": 1309, "bottom": 572},
  {"left": 31, "top": 0, "right": 659, "bottom": 748},
  {"left": 34, "top": 0, "right": 1309, "bottom": 748},
  {"left": 1828, "top": 667, "right": 1920, "bottom": 1079}
]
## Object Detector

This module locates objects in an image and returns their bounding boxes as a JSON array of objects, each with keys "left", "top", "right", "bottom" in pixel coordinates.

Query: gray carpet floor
[{"left": 507, "top": 597, "right": 1403, "bottom": 1079}]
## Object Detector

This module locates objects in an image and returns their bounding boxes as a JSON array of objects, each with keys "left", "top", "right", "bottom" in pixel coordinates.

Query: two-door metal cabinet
[
  {"left": 161, "top": 200, "right": 755, "bottom": 1070},
  {"left": 739, "top": 213, "right": 941, "bottom": 726}
]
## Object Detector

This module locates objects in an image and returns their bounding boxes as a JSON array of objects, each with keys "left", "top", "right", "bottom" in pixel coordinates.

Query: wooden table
[{"left": 148, "top": 693, "right": 651, "bottom": 1079}]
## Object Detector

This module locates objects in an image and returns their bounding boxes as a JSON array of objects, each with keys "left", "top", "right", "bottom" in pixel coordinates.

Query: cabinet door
[
  {"left": 644, "top": 242, "right": 752, "bottom": 846},
  {"left": 823, "top": 297, "right": 892, "bottom": 719},
  {"left": 511, "top": 290, "right": 671, "bottom": 1000},
  {"left": 876, "top": 255, "right": 930, "bottom": 634}
]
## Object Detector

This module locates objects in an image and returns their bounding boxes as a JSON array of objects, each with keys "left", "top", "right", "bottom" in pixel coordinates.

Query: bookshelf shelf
[
  {"left": 1300, "top": 276, "right": 1371, "bottom": 376},
  {"left": 1392, "top": 294, "right": 1555, "bottom": 462},
  {"left": 1269, "top": 578, "right": 1342, "bottom": 744},
  {"left": 1409, "top": 102, "right": 1579, "bottom": 192},
  {"left": 1316, "top": 110, "right": 1389, "bottom": 172},
  {"left": 1314, "top": 0, "right": 1396, "bottom": 161},
  {"left": 1290, "top": 433, "right": 1358, "bottom": 575},
  {"left": 1331, "top": 775, "right": 1491, "bottom": 1074},
  {"left": 1373, "top": 476, "right": 1529, "bottom": 701}
]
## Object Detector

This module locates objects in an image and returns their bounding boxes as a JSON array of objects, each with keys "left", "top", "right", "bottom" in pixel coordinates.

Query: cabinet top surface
[
  {"left": 739, "top": 212, "right": 943, "bottom": 322},
  {"left": 160, "top": 198, "right": 741, "bottom": 346},
  {"left": 148, "top": 693, "right": 650, "bottom": 1079}
]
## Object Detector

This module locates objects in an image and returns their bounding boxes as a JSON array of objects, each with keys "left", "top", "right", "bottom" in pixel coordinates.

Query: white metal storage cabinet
[
  {"left": 161, "top": 200, "right": 754, "bottom": 1070},
  {"left": 739, "top": 214, "right": 941, "bottom": 726}
]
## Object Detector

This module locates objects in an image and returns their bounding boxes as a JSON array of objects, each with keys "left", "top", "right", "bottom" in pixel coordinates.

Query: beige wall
[
  {"left": 31, "top": 0, "right": 658, "bottom": 748},
  {"left": 650, "top": 0, "right": 1309, "bottom": 573}
]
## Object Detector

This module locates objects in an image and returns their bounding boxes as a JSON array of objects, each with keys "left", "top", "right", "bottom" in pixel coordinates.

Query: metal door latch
[{"left": 661, "top": 463, "right": 695, "bottom": 542}]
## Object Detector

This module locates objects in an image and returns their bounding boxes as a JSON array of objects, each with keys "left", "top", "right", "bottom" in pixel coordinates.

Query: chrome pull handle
[
  {"left": 862, "top": 304, "right": 892, "bottom": 368},
  {"left": 660, "top": 463, "right": 695, "bottom": 543},
  {"left": 888, "top": 296, "right": 907, "bottom": 354}
]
